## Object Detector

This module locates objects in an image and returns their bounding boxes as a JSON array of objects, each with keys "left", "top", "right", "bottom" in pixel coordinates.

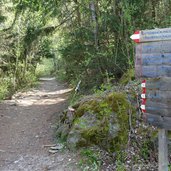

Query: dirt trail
[{"left": 0, "top": 78, "right": 79, "bottom": 171}]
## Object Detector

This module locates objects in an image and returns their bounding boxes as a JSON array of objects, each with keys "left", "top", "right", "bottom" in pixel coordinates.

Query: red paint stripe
[
  {"left": 142, "top": 109, "right": 146, "bottom": 113},
  {"left": 130, "top": 30, "right": 140, "bottom": 43},
  {"left": 142, "top": 80, "right": 146, "bottom": 83},
  {"left": 141, "top": 99, "right": 146, "bottom": 105},
  {"left": 134, "top": 39, "right": 140, "bottom": 43},
  {"left": 134, "top": 30, "right": 140, "bottom": 34},
  {"left": 142, "top": 88, "right": 146, "bottom": 94}
]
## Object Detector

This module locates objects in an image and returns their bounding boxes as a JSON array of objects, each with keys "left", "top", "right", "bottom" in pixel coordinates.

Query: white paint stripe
[
  {"left": 141, "top": 105, "right": 145, "bottom": 110},
  {"left": 130, "top": 34, "right": 140, "bottom": 40},
  {"left": 141, "top": 83, "right": 146, "bottom": 88},
  {"left": 141, "top": 94, "right": 146, "bottom": 99}
]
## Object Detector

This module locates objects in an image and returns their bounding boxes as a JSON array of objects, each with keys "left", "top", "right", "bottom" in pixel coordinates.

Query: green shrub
[
  {"left": 119, "top": 69, "right": 135, "bottom": 85},
  {"left": 79, "top": 148, "right": 101, "bottom": 171},
  {"left": 0, "top": 78, "right": 13, "bottom": 100},
  {"left": 24, "top": 71, "right": 38, "bottom": 87},
  {"left": 36, "top": 58, "right": 54, "bottom": 77}
]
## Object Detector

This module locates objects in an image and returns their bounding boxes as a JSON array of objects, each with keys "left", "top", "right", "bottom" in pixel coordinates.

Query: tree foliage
[
  {"left": 1, "top": 0, "right": 171, "bottom": 92},
  {"left": 54, "top": 0, "right": 171, "bottom": 89}
]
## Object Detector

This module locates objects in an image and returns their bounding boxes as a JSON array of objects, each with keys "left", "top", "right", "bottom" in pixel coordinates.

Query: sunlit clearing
[
  {"left": 10, "top": 87, "right": 72, "bottom": 106},
  {"left": 23, "top": 88, "right": 73, "bottom": 97},
  {"left": 17, "top": 98, "right": 66, "bottom": 106}
]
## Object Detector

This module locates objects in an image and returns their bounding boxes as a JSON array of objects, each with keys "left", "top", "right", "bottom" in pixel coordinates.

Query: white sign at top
[{"left": 130, "top": 28, "right": 171, "bottom": 43}]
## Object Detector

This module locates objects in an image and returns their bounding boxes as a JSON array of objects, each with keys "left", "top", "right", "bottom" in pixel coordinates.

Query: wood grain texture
[
  {"left": 135, "top": 65, "right": 171, "bottom": 78},
  {"left": 146, "top": 106, "right": 171, "bottom": 117},
  {"left": 134, "top": 28, "right": 171, "bottom": 128},
  {"left": 146, "top": 90, "right": 171, "bottom": 99},
  {"left": 144, "top": 79, "right": 171, "bottom": 117},
  {"left": 136, "top": 41, "right": 171, "bottom": 54},
  {"left": 146, "top": 77, "right": 171, "bottom": 91},
  {"left": 142, "top": 28, "right": 171, "bottom": 35},
  {"left": 135, "top": 65, "right": 142, "bottom": 78},
  {"left": 158, "top": 129, "right": 169, "bottom": 171},
  {"left": 145, "top": 100, "right": 171, "bottom": 116},
  {"left": 135, "top": 53, "right": 171, "bottom": 66},
  {"left": 144, "top": 113, "right": 171, "bottom": 129},
  {"left": 140, "top": 28, "right": 171, "bottom": 43}
]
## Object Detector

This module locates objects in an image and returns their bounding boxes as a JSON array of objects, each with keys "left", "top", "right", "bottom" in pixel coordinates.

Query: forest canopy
[{"left": 1, "top": 0, "right": 171, "bottom": 92}]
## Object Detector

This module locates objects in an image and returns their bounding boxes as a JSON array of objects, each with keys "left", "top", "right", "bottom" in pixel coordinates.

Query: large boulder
[{"left": 57, "top": 92, "right": 135, "bottom": 152}]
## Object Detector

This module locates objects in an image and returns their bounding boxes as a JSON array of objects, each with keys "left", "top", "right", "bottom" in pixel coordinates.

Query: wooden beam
[
  {"left": 144, "top": 113, "right": 171, "bottom": 129},
  {"left": 146, "top": 78, "right": 171, "bottom": 91},
  {"left": 158, "top": 129, "right": 168, "bottom": 171},
  {"left": 135, "top": 65, "right": 171, "bottom": 78}
]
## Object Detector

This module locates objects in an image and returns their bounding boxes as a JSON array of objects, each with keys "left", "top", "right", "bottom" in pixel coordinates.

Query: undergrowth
[
  {"left": 0, "top": 78, "right": 13, "bottom": 100},
  {"left": 36, "top": 58, "right": 54, "bottom": 77},
  {"left": 18, "top": 71, "right": 38, "bottom": 90},
  {"left": 0, "top": 57, "right": 54, "bottom": 100},
  {"left": 0, "top": 72, "right": 38, "bottom": 100},
  {"left": 79, "top": 148, "right": 101, "bottom": 171}
]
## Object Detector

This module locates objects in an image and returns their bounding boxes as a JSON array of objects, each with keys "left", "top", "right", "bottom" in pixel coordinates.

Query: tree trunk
[
  {"left": 73, "top": 0, "right": 81, "bottom": 26},
  {"left": 90, "top": 0, "right": 99, "bottom": 50}
]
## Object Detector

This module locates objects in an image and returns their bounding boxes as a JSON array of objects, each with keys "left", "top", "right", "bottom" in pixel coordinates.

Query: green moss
[
  {"left": 71, "top": 91, "right": 136, "bottom": 152},
  {"left": 81, "top": 117, "right": 109, "bottom": 144},
  {"left": 75, "top": 103, "right": 90, "bottom": 118},
  {"left": 106, "top": 92, "right": 130, "bottom": 112},
  {"left": 75, "top": 100, "right": 101, "bottom": 118}
]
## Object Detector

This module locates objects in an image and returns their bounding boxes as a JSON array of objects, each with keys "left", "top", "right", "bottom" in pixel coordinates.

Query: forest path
[{"left": 0, "top": 78, "right": 79, "bottom": 171}]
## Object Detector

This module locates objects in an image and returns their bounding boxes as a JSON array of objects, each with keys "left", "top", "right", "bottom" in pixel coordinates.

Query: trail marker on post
[
  {"left": 131, "top": 28, "right": 171, "bottom": 171},
  {"left": 158, "top": 129, "right": 168, "bottom": 171},
  {"left": 130, "top": 31, "right": 140, "bottom": 43}
]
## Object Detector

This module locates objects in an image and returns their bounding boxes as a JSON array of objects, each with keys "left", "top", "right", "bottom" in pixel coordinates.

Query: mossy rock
[
  {"left": 67, "top": 129, "right": 87, "bottom": 149},
  {"left": 66, "top": 91, "right": 135, "bottom": 152},
  {"left": 74, "top": 100, "right": 101, "bottom": 118},
  {"left": 106, "top": 92, "right": 130, "bottom": 111},
  {"left": 67, "top": 112, "right": 117, "bottom": 150},
  {"left": 67, "top": 112, "right": 101, "bottom": 149},
  {"left": 56, "top": 124, "right": 70, "bottom": 141}
]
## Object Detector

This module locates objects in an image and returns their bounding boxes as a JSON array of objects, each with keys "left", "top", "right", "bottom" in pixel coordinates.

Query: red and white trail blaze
[
  {"left": 141, "top": 80, "right": 146, "bottom": 113},
  {"left": 130, "top": 31, "right": 140, "bottom": 43}
]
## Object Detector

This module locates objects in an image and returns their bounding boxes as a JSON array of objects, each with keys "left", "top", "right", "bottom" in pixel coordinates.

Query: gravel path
[{"left": 0, "top": 78, "right": 79, "bottom": 171}]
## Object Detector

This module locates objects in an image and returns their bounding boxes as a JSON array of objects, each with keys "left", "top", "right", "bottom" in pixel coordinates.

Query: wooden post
[{"left": 158, "top": 129, "right": 168, "bottom": 171}]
